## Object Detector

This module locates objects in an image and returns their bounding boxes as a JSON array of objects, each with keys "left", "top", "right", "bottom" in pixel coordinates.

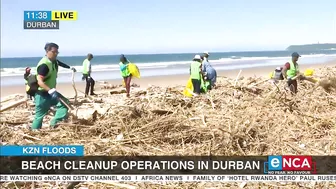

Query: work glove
[
  {"left": 70, "top": 67, "right": 77, "bottom": 72},
  {"left": 48, "top": 88, "right": 60, "bottom": 101}
]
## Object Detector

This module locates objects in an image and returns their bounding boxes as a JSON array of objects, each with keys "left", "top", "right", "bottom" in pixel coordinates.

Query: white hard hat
[
  {"left": 204, "top": 51, "right": 210, "bottom": 55},
  {"left": 194, "top": 55, "right": 201, "bottom": 60}
]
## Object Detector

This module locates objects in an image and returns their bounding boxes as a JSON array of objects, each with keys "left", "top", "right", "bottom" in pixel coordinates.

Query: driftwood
[
  {"left": 110, "top": 88, "right": 127, "bottom": 94},
  {"left": 97, "top": 80, "right": 108, "bottom": 84},
  {"left": 97, "top": 181, "right": 137, "bottom": 189},
  {"left": 234, "top": 69, "right": 242, "bottom": 87},
  {"left": 100, "top": 83, "right": 121, "bottom": 89},
  {"left": 77, "top": 89, "right": 95, "bottom": 100},
  {"left": 66, "top": 182, "right": 81, "bottom": 189},
  {"left": 0, "top": 98, "right": 28, "bottom": 113},
  {"left": 151, "top": 109, "right": 174, "bottom": 115},
  {"left": 247, "top": 79, "right": 268, "bottom": 88},
  {"left": 99, "top": 81, "right": 140, "bottom": 90},
  {"left": 0, "top": 94, "right": 24, "bottom": 103},
  {"left": 18, "top": 133, "right": 42, "bottom": 141},
  {"left": 72, "top": 108, "right": 98, "bottom": 121}
]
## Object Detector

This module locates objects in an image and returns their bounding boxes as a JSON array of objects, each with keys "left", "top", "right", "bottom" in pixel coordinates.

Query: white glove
[
  {"left": 48, "top": 88, "right": 59, "bottom": 100},
  {"left": 48, "top": 88, "right": 57, "bottom": 95}
]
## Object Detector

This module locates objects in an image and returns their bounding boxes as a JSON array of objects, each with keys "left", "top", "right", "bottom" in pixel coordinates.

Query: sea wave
[
  {"left": 219, "top": 53, "right": 333, "bottom": 61},
  {"left": 1, "top": 53, "right": 335, "bottom": 77}
]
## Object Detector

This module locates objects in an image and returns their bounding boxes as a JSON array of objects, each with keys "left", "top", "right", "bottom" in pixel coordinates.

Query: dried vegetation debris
[{"left": 0, "top": 66, "right": 336, "bottom": 188}]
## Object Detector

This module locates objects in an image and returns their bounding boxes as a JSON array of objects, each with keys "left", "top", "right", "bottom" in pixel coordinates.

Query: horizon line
[
  {"left": 2, "top": 42, "right": 336, "bottom": 58},
  {"left": 1, "top": 49, "right": 293, "bottom": 59}
]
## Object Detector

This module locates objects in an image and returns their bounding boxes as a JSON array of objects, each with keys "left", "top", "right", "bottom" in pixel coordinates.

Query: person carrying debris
[
  {"left": 24, "top": 67, "right": 34, "bottom": 100},
  {"left": 82, "top": 53, "right": 96, "bottom": 96},
  {"left": 190, "top": 55, "right": 203, "bottom": 95},
  {"left": 119, "top": 54, "right": 132, "bottom": 97},
  {"left": 202, "top": 51, "right": 217, "bottom": 90},
  {"left": 281, "top": 52, "right": 306, "bottom": 94},
  {"left": 31, "top": 43, "right": 76, "bottom": 130},
  {"left": 270, "top": 67, "right": 284, "bottom": 81}
]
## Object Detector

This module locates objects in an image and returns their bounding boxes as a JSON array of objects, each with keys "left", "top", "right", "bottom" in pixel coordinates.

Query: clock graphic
[{"left": 24, "top": 11, "right": 51, "bottom": 21}]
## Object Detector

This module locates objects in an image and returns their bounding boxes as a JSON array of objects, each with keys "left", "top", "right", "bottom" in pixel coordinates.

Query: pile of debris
[{"left": 0, "top": 66, "right": 335, "bottom": 188}]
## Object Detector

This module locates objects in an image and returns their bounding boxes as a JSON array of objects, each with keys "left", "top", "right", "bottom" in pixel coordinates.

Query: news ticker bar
[
  {"left": 1, "top": 175, "right": 336, "bottom": 182},
  {"left": 0, "top": 145, "right": 84, "bottom": 156},
  {"left": 1, "top": 156, "right": 336, "bottom": 175}
]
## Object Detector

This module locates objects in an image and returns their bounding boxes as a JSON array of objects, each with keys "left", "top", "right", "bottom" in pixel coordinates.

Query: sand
[
  {"left": 1, "top": 59, "right": 336, "bottom": 188},
  {"left": 1, "top": 60, "right": 336, "bottom": 98}
]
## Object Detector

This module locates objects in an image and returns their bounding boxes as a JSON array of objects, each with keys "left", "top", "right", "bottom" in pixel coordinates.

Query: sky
[{"left": 1, "top": 0, "right": 336, "bottom": 57}]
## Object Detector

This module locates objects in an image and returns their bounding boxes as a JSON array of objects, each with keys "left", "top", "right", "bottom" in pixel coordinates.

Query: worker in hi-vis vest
[
  {"left": 202, "top": 51, "right": 217, "bottom": 90},
  {"left": 31, "top": 43, "right": 76, "bottom": 130},
  {"left": 282, "top": 52, "right": 306, "bottom": 94},
  {"left": 82, "top": 53, "right": 96, "bottom": 96},
  {"left": 190, "top": 55, "right": 203, "bottom": 94}
]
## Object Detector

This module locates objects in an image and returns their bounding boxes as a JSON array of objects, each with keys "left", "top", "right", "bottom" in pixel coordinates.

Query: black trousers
[
  {"left": 82, "top": 74, "right": 95, "bottom": 95},
  {"left": 191, "top": 79, "right": 201, "bottom": 94}
]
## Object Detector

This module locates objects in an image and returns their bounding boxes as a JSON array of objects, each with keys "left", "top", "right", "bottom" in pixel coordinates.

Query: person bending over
[
  {"left": 282, "top": 52, "right": 305, "bottom": 94},
  {"left": 202, "top": 51, "right": 217, "bottom": 90}
]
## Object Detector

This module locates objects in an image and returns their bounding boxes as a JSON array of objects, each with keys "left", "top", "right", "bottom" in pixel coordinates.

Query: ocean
[{"left": 1, "top": 50, "right": 336, "bottom": 86}]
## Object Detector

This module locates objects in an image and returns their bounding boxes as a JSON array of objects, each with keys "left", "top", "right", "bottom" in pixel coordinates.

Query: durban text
[{"left": 212, "top": 161, "right": 260, "bottom": 170}]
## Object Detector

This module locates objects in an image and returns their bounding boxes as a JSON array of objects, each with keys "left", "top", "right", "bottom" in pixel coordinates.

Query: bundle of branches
[{"left": 0, "top": 66, "right": 335, "bottom": 189}]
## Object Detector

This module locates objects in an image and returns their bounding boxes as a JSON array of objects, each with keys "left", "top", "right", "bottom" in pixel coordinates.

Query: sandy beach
[
  {"left": 1, "top": 60, "right": 335, "bottom": 98},
  {"left": 1, "top": 60, "right": 335, "bottom": 188}
]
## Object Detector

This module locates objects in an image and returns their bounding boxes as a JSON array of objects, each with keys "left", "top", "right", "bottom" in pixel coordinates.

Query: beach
[
  {"left": 1, "top": 60, "right": 335, "bottom": 188},
  {"left": 1, "top": 60, "right": 335, "bottom": 98}
]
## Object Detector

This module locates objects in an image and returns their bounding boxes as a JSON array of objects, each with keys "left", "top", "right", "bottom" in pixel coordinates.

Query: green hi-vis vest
[
  {"left": 286, "top": 61, "right": 299, "bottom": 79},
  {"left": 36, "top": 57, "right": 57, "bottom": 91},
  {"left": 190, "top": 61, "right": 201, "bottom": 80},
  {"left": 119, "top": 62, "right": 130, "bottom": 77},
  {"left": 82, "top": 59, "right": 90, "bottom": 74}
]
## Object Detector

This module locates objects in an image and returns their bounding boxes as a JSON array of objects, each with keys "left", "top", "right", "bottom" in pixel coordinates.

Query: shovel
[
  {"left": 56, "top": 70, "right": 77, "bottom": 118},
  {"left": 71, "top": 70, "right": 78, "bottom": 104},
  {"left": 58, "top": 97, "right": 74, "bottom": 111}
]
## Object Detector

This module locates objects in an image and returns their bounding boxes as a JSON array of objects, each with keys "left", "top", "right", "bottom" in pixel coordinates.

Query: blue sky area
[{"left": 1, "top": 0, "right": 336, "bottom": 57}]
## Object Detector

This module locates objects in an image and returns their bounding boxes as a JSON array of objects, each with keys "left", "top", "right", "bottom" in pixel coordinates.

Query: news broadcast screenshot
[{"left": 1, "top": 0, "right": 336, "bottom": 188}]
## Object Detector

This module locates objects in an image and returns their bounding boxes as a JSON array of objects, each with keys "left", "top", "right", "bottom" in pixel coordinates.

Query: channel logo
[{"left": 264, "top": 156, "right": 316, "bottom": 174}]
